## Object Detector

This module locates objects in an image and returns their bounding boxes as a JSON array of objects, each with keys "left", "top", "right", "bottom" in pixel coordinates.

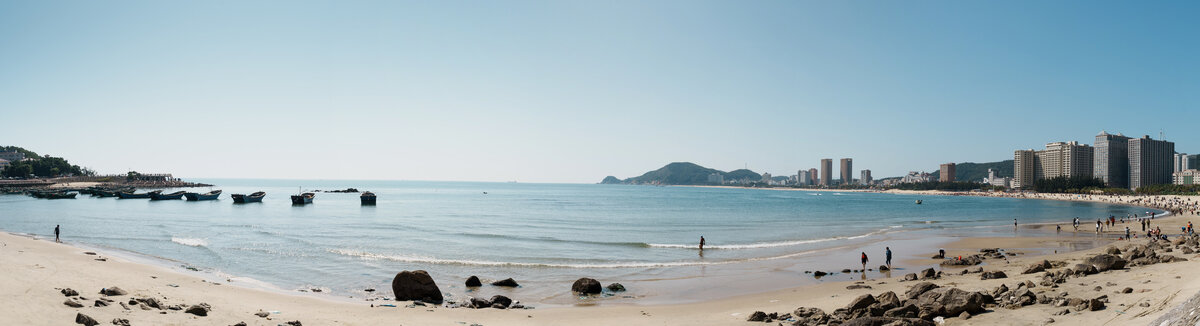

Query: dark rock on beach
[
  {"left": 255, "top": 311, "right": 270, "bottom": 318},
  {"left": 465, "top": 276, "right": 482, "bottom": 287},
  {"left": 904, "top": 282, "right": 939, "bottom": 300},
  {"left": 391, "top": 270, "right": 443, "bottom": 304},
  {"left": 61, "top": 288, "right": 79, "bottom": 297},
  {"left": 491, "top": 278, "right": 520, "bottom": 287},
  {"left": 74, "top": 313, "right": 98, "bottom": 326},
  {"left": 980, "top": 271, "right": 1007, "bottom": 280},
  {"left": 571, "top": 278, "right": 602, "bottom": 294},
  {"left": 185, "top": 303, "right": 212, "bottom": 316},
  {"left": 841, "top": 317, "right": 935, "bottom": 326},
  {"left": 489, "top": 295, "right": 513, "bottom": 309},
  {"left": 1085, "top": 254, "right": 1126, "bottom": 272},
  {"left": 111, "top": 319, "right": 130, "bottom": 326},
  {"left": 64, "top": 299, "right": 84, "bottom": 308},
  {"left": 814, "top": 271, "right": 828, "bottom": 277},
  {"left": 100, "top": 287, "right": 127, "bottom": 296},
  {"left": 747, "top": 311, "right": 768, "bottom": 322},
  {"left": 606, "top": 283, "right": 626, "bottom": 292}
]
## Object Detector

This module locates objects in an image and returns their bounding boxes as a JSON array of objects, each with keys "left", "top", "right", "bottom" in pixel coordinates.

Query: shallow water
[{"left": 0, "top": 180, "right": 1161, "bottom": 304}]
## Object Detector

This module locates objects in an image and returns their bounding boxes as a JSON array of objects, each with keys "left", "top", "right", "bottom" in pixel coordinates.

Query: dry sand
[{"left": 4, "top": 193, "right": 1200, "bottom": 325}]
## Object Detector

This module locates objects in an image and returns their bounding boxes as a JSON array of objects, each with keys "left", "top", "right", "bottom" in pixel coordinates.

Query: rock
[
  {"left": 814, "top": 271, "right": 828, "bottom": 277},
  {"left": 254, "top": 311, "right": 269, "bottom": 318},
  {"left": 1085, "top": 298, "right": 1105, "bottom": 311},
  {"left": 489, "top": 295, "right": 512, "bottom": 308},
  {"left": 916, "top": 288, "right": 986, "bottom": 316},
  {"left": 1072, "top": 264, "right": 1098, "bottom": 276},
  {"left": 884, "top": 304, "right": 919, "bottom": 318},
  {"left": 846, "top": 285, "right": 873, "bottom": 290},
  {"left": 1122, "top": 287, "right": 1133, "bottom": 294},
  {"left": 960, "top": 311, "right": 971, "bottom": 319},
  {"left": 876, "top": 291, "right": 901, "bottom": 311},
  {"left": 232, "top": 323, "right": 246, "bottom": 326},
  {"left": 1045, "top": 318, "right": 1056, "bottom": 323},
  {"left": 185, "top": 303, "right": 212, "bottom": 316},
  {"left": 1085, "top": 254, "right": 1127, "bottom": 272},
  {"left": 846, "top": 294, "right": 878, "bottom": 311},
  {"left": 918, "top": 268, "right": 937, "bottom": 280},
  {"left": 981, "top": 271, "right": 1007, "bottom": 280},
  {"left": 605, "top": 283, "right": 626, "bottom": 292},
  {"left": 135, "top": 297, "right": 161, "bottom": 309},
  {"left": 571, "top": 278, "right": 602, "bottom": 294},
  {"left": 1093, "top": 286, "right": 1103, "bottom": 291},
  {"left": 75, "top": 313, "right": 98, "bottom": 326},
  {"left": 119, "top": 302, "right": 129, "bottom": 310},
  {"left": 905, "top": 282, "right": 940, "bottom": 300},
  {"left": 64, "top": 299, "right": 84, "bottom": 308},
  {"left": 111, "top": 318, "right": 130, "bottom": 326},
  {"left": 285, "top": 321, "right": 302, "bottom": 326},
  {"left": 1053, "top": 308, "right": 1070, "bottom": 315},
  {"left": 468, "top": 297, "right": 491, "bottom": 309},
  {"left": 1107, "top": 247, "right": 1121, "bottom": 255},
  {"left": 902, "top": 273, "right": 917, "bottom": 281},
  {"left": 931, "top": 252, "right": 945, "bottom": 259},
  {"left": 1139, "top": 302, "right": 1151, "bottom": 307},
  {"left": 465, "top": 276, "right": 482, "bottom": 287},
  {"left": 940, "top": 255, "right": 984, "bottom": 266},
  {"left": 840, "top": 316, "right": 935, "bottom": 326},
  {"left": 491, "top": 278, "right": 519, "bottom": 287},
  {"left": 94, "top": 300, "right": 108, "bottom": 307},
  {"left": 879, "top": 265, "right": 890, "bottom": 271},
  {"left": 62, "top": 288, "right": 79, "bottom": 297},
  {"left": 747, "top": 311, "right": 768, "bottom": 322},
  {"left": 100, "top": 287, "right": 127, "bottom": 296},
  {"left": 391, "top": 270, "right": 443, "bottom": 304},
  {"left": 842, "top": 269, "right": 853, "bottom": 273},
  {"left": 1023, "top": 264, "right": 1045, "bottom": 274}
]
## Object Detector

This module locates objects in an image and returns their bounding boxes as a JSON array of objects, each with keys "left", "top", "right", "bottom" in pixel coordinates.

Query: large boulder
[
  {"left": 571, "top": 278, "right": 602, "bottom": 294},
  {"left": 465, "top": 276, "right": 482, "bottom": 287},
  {"left": 876, "top": 291, "right": 901, "bottom": 311},
  {"left": 845, "top": 294, "right": 877, "bottom": 311},
  {"left": 883, "top": 304, "right": 919, "bottom": 318},
  {"left": 1072, "top": 264, "right": 1098, "bottom": 276},
  {"left": 905, "top": 282, "right": 940, "bottom": 300},
  {"left": 915, "top": 288, "right": 986, "bottom": 316},
  {"left": 841, "top": 316, "right": 935, "bottom": 326},
  {"left": 391, "top": 270, "right": 443, "bottom": 304},
  {"left": 1085, "top": 254, "right": 1126, "bottom": 272}
]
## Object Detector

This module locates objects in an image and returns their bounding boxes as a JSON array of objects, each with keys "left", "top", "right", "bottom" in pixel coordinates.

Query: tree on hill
[{"left": 0, "top": 146, "right": 91, "bottom": 178}]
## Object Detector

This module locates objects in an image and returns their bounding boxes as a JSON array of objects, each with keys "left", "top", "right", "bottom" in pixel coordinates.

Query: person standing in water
[
  {"left": 54, "top": 225, "right": 60, "bottom": 243},
  {"left": 861, "top": 252, "right": 869, "bottom": 270},
  {"left": 885, "top": 247, "right": 892, "bottom": 268},
  {"left": 699, "top": 236, "right": 705, "bottom": 251}
]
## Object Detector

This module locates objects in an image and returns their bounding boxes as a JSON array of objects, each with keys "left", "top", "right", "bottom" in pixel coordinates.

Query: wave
[
  {"left": 647, "top": 226, "right": 903, "bottom": 250},
  {"left": 171, "top": 237, "right": 208, "bottom": 247},
  {"left": 327, "top": 248, "right": 816, "bottom": 269},
  {"left": 457, "top": 232, "right": 652, "bottom": 248}
]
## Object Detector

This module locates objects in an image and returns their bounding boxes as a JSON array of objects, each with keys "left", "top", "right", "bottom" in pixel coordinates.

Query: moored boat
[
  {"left": 290, "top": 192, "right": 314, "bottom": 205},
  {"left": 43, "top": 191, "right": 77, "bottom": 199},
  {"left": 150, "top": 191, "right": 186, "bottom": 200},
  {"left": 231, "top": 191, "right": 265, "bottom": 203},
  {"left": 118, "top": 190, "right": 160, "bottom": 199},
  {"left": 360, "top": 191, "right": 376, "bottom": 205},
  {"left": 184, "top": 190, "right": 222, "bottom": 201}
]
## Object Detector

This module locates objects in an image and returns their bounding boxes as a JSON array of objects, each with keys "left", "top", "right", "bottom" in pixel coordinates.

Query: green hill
[
  {"left": 0, "top": 146, "right": 92, "bottom": 178},
  {"left": 602, "top": 162, "right": 763, "bottom": 185}
]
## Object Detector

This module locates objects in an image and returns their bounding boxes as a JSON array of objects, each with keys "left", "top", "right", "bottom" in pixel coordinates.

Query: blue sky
[{"left": 1, "top": 1, "right": 1196, "bottom": 182}]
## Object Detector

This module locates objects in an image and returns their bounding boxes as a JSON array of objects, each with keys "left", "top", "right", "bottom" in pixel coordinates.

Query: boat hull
[
  {"left": 184, "top": 190, "right": 222, "bottom": 201},
  {"left": 150, "top": 191, "right": 185, "bottom": 200},
  {"left": 290, "top": 193, "right": 314, "bottom": 205},
  {"left": 232, "top": 192, "right": 265, "bottom": 203},
  {"left": 118, "top": 191, "right": 158, "bottom": 199}
]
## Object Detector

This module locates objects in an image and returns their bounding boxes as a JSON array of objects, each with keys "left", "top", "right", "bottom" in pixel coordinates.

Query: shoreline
[{"left": 5, "top": 191, "right": 1199, "bottom": 325}]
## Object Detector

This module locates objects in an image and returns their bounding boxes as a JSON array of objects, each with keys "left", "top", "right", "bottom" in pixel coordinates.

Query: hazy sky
[{"left": 1, "top": 1, "right": 1197, "bottom": 183}]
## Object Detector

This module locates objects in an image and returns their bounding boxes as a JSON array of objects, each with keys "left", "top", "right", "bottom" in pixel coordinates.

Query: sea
[{"left": 0, "top": 180, "right": 1164, "bottom": 305}]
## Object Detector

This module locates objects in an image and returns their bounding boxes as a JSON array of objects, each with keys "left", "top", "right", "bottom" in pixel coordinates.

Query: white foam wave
[
  {"left": 328, "top": 249, "right": 816, "bottom": 269},
  {"left": 648, "top": 226, "right": 903, "bottom": 250},
  {"left": 171, "top": 237, "right": 208, "bottom": 247}
]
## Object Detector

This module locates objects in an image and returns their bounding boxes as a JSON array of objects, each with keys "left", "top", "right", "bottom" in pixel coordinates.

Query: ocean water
[{"left": 0, "top": 180, "right": 1162, "bottom": 305}]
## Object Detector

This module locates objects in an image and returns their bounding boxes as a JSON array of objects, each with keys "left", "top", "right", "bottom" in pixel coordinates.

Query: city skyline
[{"left": 1, "top": 1, "right": 1197, "bottom": 183}]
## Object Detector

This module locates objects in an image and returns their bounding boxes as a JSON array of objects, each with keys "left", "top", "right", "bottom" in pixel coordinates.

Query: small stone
[
  {"left": 747, "top": 311, "right": 767, "bottom": 322},
  {"left": 185, "top": 303, "right": 212, "bottom": 316},
  {"left": 285, "top": 321, "right": 303, "bottom": 326},
  {"left": 255, "top": 311, "right": 270, "bottom": 318},
  {"left": 112, "top": 318, "right": 131, "bottom": 326},
  {"left": 606, "top": 283, "right": 626, "bottom": 292},
  {"left": 100, "top": 287, "right": 127, "bottom": 296},
  {"left": 64, "top": 299, "right": 84, "bottom": 308},
  {"left": 1045, "top": 318, "right": 1055, "bottom": 323},
  {"left": 93, "top": 300, "right": 108, "bottom": 307},
  {"left": 1122, "top": 287, "right": 1133, "bottom": 294},
  {"left": 74, "top": 313, "right": 98, "bottom": 326},
  {"left": 61, "top": 288, "right": 79, "bottom": 297}
]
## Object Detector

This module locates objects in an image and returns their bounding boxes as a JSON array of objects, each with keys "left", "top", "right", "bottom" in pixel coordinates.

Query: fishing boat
[
  {"left": 118, "top": 190, "right": 160, "bottom": 199},
  {"left": 150, "top": 191, "right": 186, "bottom": 200},
  {"left": 184, "top": 190, "right": 222, "bottom": 201},
  {"left": 231, "top": 191, "right": 265, "bottom": 203},
  {"left": 360, "top": 191, "right": 376, "bottom": 205},
  {"left": 43, "top": 192, "right": 77, "bottom": 199},
  {"left": 290, "top": 192, "right": 315, "bottom": 205},
  {"left": 915, "top": 200, "right": 923, "bottom": 205}
]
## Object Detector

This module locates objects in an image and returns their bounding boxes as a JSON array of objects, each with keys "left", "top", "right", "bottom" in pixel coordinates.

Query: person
[
  {"left": 699, "top": 236, "right": 705, "bottom": 251},
  {"left": 54, "top": 225, "right": 60, "bottom": 243},
  {"left": 861, "top": 252, "right": 869, "bottom": 270},
  {"left": 1056, "top": 225, "right": 1061, "bottom": 233},
  {"left": 1125, "top": 226, "right": 1131, "bottom": 240},
  {"left": 1013, "top": 219, "right": 1018, "bottom": 228},
  {"left": 885, "top": 247, "right": 893, "bottom": 267}
]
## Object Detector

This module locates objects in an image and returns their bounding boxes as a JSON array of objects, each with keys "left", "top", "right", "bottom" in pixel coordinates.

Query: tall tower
[
  {"left": 939, "top": 163, "right": 957, "bottom": 182},
  {"left": 1094, "top": 131, "right": 1131, "bottom": 188},
  {"left": 840, "top": 158, "right": 853, "bottom": 185},
  {"left": 820, "top": 159, "right": 833, "bottom": 186},
  {"left": 1129, "top": 135, "right": 1174, "bottom": 190}
]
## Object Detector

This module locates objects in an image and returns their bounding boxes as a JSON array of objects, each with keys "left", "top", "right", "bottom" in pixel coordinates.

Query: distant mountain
[
  {"left": 930, "top": 160, "right": 1013, "bottom": 182},
  {"left": 601, "top": 162, "right": 763, "bottom": 185}
]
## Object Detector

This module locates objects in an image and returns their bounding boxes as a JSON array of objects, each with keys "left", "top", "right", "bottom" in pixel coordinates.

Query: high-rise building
[
  {"left": 840, "top": 158, "right": 853, "bottom": 185},
  {"left": 939, "top": 163, "right": 956, "bottom": 182},
  {"left": 707, "top": 173, "right": 724, "bottom": 184},
  {"left": 860, "top": 170, "right": 872, "bottom": 185},
  {"left": 820, "top": 159, "right": 833, "bottom": 186},
  {"left": 797, "top": 170, "right": 811, "bottom": 185},
  {"left": 1012, "top": 141, "right": 1094, "bottom": 189},
  {"left": 808, "top": 168, "right": 819, "bottom": 186},
  {"left": 1176, "top": 153, "right": 1193, "bottom": 173},
  {"left": 1094, "top": 131, "right": 1131, "bottom": 188},
  {"left": 1129, "top": 135, "right": 1174, "bottom": 190}
]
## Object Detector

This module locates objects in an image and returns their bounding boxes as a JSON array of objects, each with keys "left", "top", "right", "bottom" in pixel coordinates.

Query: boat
[
  {"left": 916, "top": 200, "right": 923, "bottom": 205},
  {"left": 231, "top": 191, "right": 265, "bottom": 203},
  {"left": 43, "top": 191, "right": 77, "bottom": 199},
  {"left": 360, "top": 191, "right": 376, "bottom": 205},
  {"left": 150, "top": 191, "right": 186, "bottom": 200},
  {"left": 118, "top": 190, "right": 160, "bottom": 199},
  {"left": 184, "top": 190, "right": 222, "bottom": 201},
  {"left": 290, "top": 192, "right": 314, "bottom": 205}
]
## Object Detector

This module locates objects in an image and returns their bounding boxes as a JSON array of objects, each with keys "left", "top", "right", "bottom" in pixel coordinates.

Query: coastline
[{"left": 5, "top": 190, "right": 1199, "bottom": 324}]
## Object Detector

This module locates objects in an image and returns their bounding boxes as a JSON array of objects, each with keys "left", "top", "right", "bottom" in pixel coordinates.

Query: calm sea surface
[{"left": 0, "top": 180, "right": 1161, "bottom": 304}]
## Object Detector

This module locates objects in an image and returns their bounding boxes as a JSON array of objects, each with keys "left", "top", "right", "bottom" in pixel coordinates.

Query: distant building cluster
[
  {"left": 1013, "top": 141, "right": 1094, "bottom": 189},
  {"left": 0, "top": 150, "right": 26, "bottom": 170},
  {"left": 1174, "top": 153, "right": 1200, "bottom": 185},
  {"left": 1012, "top": 131, "right": 1182, "bottom": 190}
]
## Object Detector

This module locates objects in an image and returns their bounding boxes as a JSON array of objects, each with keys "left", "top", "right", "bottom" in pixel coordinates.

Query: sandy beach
[{"left": 5, "top": 192, "right": 1200, "bottom": 325}]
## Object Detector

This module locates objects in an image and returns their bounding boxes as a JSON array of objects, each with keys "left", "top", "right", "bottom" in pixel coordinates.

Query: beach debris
[
  {"left": 111, "top": 318, "right": 131, "bottom": 326},
  {"left": 100, "top": 287, "right": 127, "bottom": 296},
  {"left": 185, "top": 303, "right": 212, "bottom": 316},
  {"left": 74, "top": 313, "right": 98, "bottom": 326},
  {"left": 491, "top": 278, "right": 519, "bottom": 287},
  {"left": 571, "top": 278, "right": 602, "bottom": 294},
  {"left": 364, "top": 288, "right": 375, "bottom": 292},
  {"left": 61, "top": 288, "right": 79, "bottom": 297},
  {"left": 391, "top": 270, "right": 443, "bottom": 304},
  {"left": 64, "top": 299, "right": 84, "bottom": 308},
  {"left": 980, "top": 271, "right": 1007, "bottom": 280},
  {"left": 606, "top": 283, "right": 626, "bottom": 292}
]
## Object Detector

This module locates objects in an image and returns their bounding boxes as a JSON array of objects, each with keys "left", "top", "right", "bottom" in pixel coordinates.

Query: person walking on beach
[
  {"left": 885, "top": 247, "right": 892, "bottom": 268},
  {"left": 1013, "top": 219, "right": 1018, "bottom": 228},
  {"left": 699, "top": 236, "right": 705, "bottom": 251},
  {"left": 861, "top": 252, "right": 869, "bottom": 270},
  {"left": 54, "top": 225, "right": 60, "bottom": 243},
  {"left": 1125, "top": 227, "right": 1131, "bottom": 240}
]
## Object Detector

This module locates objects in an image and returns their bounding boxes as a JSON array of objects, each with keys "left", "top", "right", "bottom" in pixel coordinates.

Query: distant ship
[
  {"left": 291, "top": 192, "right": 315, "bottom": 205},
  {"left": 231, "top": 191, "right": 265, "bottom": 203},
  {"left": 360, "top": 191, "right": 376, "bottom": 205},
  {"left": 184, "top": 190, "right": 222, "bottom": 201}
]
